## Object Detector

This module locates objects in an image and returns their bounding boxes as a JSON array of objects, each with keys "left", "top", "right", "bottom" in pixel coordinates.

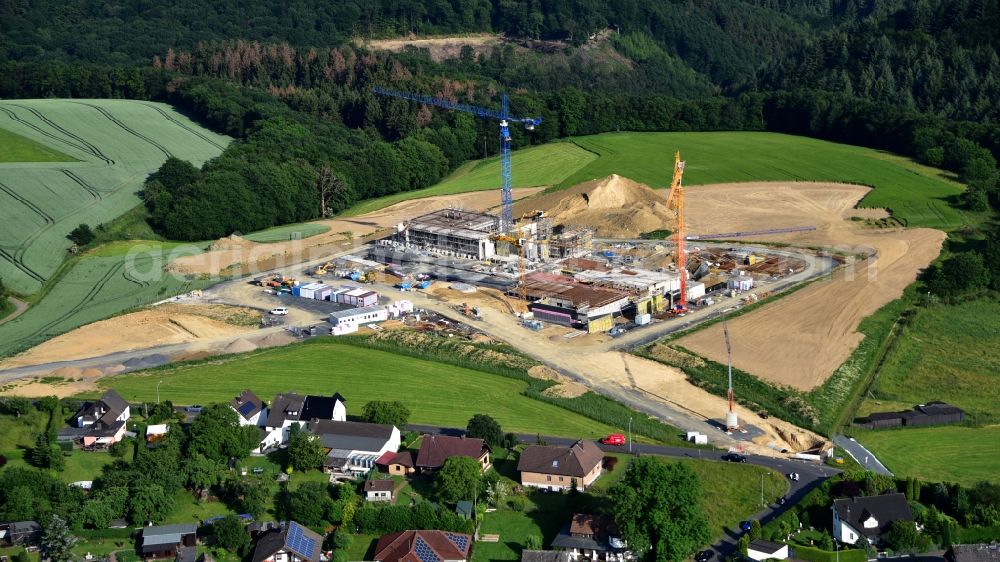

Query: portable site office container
[
  {"left": 299, "top": 282, "right": 325, "bottom": 299},
  {"left": 328, "top": 305, "right": 388, "bottom": 327},
  {"left": 332, "top": 286, "right": 355, "bottom": 305},
  {"left": 314, "top": 286, "right": 333, "bottom": 301},
  {"left": 342, "top": 288, "right": 378, "bottom": 307}
]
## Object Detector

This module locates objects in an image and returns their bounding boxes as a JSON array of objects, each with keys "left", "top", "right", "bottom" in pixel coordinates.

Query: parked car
[
  {"left": 601, "top": 433, "right": 626, "bottom": 446},
  {"left": 696, "top": 551, "right": 713, "bottom": 562},
  {"left": 788, "top": 472, "right": 800, "bottom": 481},
  {"left": 269, "top": 307, "right": 289, "bottom": 315},
  {"left": 740, "top": 521, "right": 753, "bottom": 532},
  {"left": 777, "top": 496, "right": 787, "bottom": 505},
  {"left": 722, "top": 453, "right": 747, "bottom": 463},
  {"left": 186, "top": 405, "right": 203, "bottom": 413}
]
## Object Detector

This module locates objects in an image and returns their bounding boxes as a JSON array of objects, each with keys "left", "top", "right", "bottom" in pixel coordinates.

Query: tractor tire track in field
[
  {"left": 60, "top": 169, "right": 104, "bottom": 199},
  {"left": 0, "top": 105, "right": 93, "bottom": 157},
  {"left": 11, "top": 260, "right": 124, "bottom": 346},
  {"left": 0, "top": 179, "right": 55, "bottom": 224},
  {"left": 71, "top": 102, "right": 173, "bottom": 159},
  {"left": 0, "top": 248, "right": 46, "bottom": 283},
  {"left": 134, "top": 101, "right": 226, "bottom": 151},
  {"left": 6, "top": 104, "right": 115, "bottom": 165}
]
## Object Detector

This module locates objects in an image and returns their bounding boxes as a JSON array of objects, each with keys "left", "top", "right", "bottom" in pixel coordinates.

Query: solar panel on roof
[
  {"left": 446, "top": 533, "right": 469, "bottom": 551},
  {"left": 287, "top": 523, "right": 316, "bottom": 558},
  {"left": 238, "top": 401, "right": 256, "bottom": 416},
  {"left": 415, "top": 537, "right": 441, "bottom": 562}
]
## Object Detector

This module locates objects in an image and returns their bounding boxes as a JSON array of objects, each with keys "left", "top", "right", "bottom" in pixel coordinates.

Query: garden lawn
[
  {"left": 593, "top": 455, "right": 789, "bottom": 537},
  {"left": 342, "top": 142, "right": 596, "bottom": 216},
  {"left": 96, "top": 341, "right": 620, "bottom": 437},
  {"left": 0, "top": 126, "right": 75, "bottom": 162},
  {"left": 858, "top": 299, "right": 1000, "bottom": 424},
  {"left": 854, "top": 426, "right": 1000, "bottom": 486}
]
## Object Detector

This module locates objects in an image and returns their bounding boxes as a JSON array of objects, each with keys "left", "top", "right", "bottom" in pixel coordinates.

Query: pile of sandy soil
[
  {"left": 528, "top": 365, "right": 589, "bottom": 398},
  {"left": 256, "top": 332, "right": 297, "bottom": 348},
  {"left": 224, "top": 338, "right": 258, "bottom": 354},
  {"left": 0, "top": 304, "right": 260, "bottom": 369},
  {"left": 676, "top": 182, "right": 947, "bottom": 390},
  {"left": 169, "top": 187, "right": 543, "bottom": 277},
  {"left": 514, "top": 174, "right": 673, "bottom": 238}
]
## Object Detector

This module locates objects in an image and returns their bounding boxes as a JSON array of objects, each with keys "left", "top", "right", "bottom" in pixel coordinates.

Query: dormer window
[{"left": 863, "top": 516, "right": 878, "bottom": 529}]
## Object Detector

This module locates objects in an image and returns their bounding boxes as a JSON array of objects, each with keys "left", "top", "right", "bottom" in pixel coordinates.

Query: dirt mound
[
  {"left": 80, "top": 368, "right": 103, "bottom": 378},
  {"left": 514, "top": 174, "right": 673, "bottom": 238},
  {"left": 224, "top": 338, "right": 258, "bottom": 354},
  {"left": 256, "top": 332, "right": 296, "bottom": 348},
  {"left": 51, "top": 366, "right": 82, "bottom": 378},
  {"left": 104, "top": 364, "right": 126, "bottom": 375},
  {"left": 209, "top": 234, "right": 257, "bottom": 251},
  {"left": 528, "top": 365, "right": 563, "bottom": 381},
  {"left": 542, "top": 382, "right": 589, "bottom": 398}
]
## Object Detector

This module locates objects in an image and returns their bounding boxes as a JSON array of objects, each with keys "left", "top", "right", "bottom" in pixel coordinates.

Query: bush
[
  {"left": 508, "top": 495, "right": 527, "bottom": 512},
  {"left": 67, "top": 224, "right": 95, "bottom": 246}
]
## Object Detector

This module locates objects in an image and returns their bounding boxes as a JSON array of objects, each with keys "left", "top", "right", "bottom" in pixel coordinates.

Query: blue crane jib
[{"left": 373, "top": 86, "right": 541, "bottom": 232}]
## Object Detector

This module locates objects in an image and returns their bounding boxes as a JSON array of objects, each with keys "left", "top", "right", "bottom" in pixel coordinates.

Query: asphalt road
[
  {"left": 833, "top": 434, "right": 893, "bottom": 476},
  {"left": 408, "top": 424, "right": 840, "bottom": 557}
]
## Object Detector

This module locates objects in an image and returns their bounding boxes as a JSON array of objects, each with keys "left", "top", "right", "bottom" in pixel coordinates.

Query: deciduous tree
[
  {"left": 466, "top": 414, "right": 503, "bottom": 448},
  {"left": 435, "top": 456, "right": 482, "bottom": 503},
  {"left": 213, "top": 515, "right": 251, "bottom": 553},
  {"left": 362, "top": 401, "right": 410, "bottom": 428},
  {"left": 41, "top": 515, "right": 78, "bottom": 562},
  {"left": 287, "top": 425, "right": 325, "bottom": 471}
]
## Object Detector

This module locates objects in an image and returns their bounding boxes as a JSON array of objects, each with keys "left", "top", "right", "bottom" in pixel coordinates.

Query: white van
[{"left": 269, "top": 307, "right": 289, "bottom": 315}]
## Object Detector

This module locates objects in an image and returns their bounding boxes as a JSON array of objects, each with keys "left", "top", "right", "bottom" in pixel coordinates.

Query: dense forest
[{"left": 1, "top": 0, "right": 999, "bottom": 283}]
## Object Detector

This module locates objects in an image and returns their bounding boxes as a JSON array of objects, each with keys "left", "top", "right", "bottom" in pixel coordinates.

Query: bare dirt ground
[
  {"left": 358, "top": 34, "right": 504, "bottom": 62},
  {"left": 676, "top": 182, "right": 946, "bottom": 390},
  {"left": 0, "top": 304, "right": 261, "bottom": 369},
  {"left": 169, "top": 188, "right": 542, "bottom": 277},
  {"left": 513, "top": 174, "right": 673, "bottom": 238}
]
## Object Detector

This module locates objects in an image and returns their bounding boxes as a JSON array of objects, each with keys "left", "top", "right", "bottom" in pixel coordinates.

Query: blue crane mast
[{"left": 373, "top": 86, "right": 541, "bottom": 232}]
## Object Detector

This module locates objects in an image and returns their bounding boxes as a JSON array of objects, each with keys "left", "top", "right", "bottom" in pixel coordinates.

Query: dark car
[
  {"left": 696, "top": 550, "right": 713, "bottom": 562},
  {"left": 740, "top": 521, "right": 753, "bottom": 532},
  {"left": 722, "top": 453, "right": 747, "bottom": 463}
]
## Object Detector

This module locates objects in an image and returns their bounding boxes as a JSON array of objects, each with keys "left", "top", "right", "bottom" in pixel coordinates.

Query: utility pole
[
  {"left": 628, "top": 417, "right": 632, "bottom": 453},
  {"left": 156, "top": 379, "right": 163, "bottom": 404}
]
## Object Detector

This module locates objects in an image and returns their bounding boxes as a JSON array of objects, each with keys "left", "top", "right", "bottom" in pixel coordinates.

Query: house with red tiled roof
[
  {"left": 374, "top": 530, "right": 472, "bottom": 562},
  {"left": 415, "top": 435, "right": 491, "bottom": 473}
]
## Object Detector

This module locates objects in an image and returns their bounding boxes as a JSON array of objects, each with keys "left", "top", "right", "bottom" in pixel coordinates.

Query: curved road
[{"left": 410, "top": 424, "right": 840, "bottom": 557}]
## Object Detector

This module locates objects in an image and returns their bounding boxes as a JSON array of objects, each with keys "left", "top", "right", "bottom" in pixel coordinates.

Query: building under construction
[{"left": 397, "top": 208, "right": 500, "bottom": 260}]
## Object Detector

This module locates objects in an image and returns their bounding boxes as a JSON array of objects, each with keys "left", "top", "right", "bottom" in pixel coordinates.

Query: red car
[{"left": 601, "top": 433, "right": 626, "bottom": 446}]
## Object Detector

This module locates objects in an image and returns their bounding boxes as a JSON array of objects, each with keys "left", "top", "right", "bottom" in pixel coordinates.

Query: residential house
[
  {"left": 0, "top": 521, "right": 42, "bottom": 547},
  {"left": 376, "top": 450, "right": 415, "bottom": 476},
  {"left": 251, "top": 521, "right": 323, "bottom": 562},
  {"left": 364, "top": 479, "right": 394, "bottom": 502},
  {"left": 415, "top": 435, "right": 491, "bottom": 473},
  {"left": 949, "top": 543, "right": 1000, "bottom": 562},
  {"left": 374, "top": 530, "right": 473, "bottom": 562},
  {"left": 259, "top": 392, "right": 346, "bottom": 451},
  {"left": 141, "top": 523, "right": 198, "bottom": 560},
  {"left": 72, "top": 389, "right": 131, "bottom": 447},
  {"left": 230, "top": 390, "right": 267, "bottom": 427},
  {"left": 310, "top": 420, "right": 400, "bottom": 479},
  {"left": 517, "top": 440, "right": 604, "bottom": 492},
  {"left": 522, "top": 552, "right": 572, "bottom": 562},
  {"left": 832, "top": 493, "right": 914, "bottom": 546},
  {"left": 551, "top": 514, "right": 629, "bottom": 562},
  {"left": 747, "top": 540, "right": 789, "bottom": 561}
]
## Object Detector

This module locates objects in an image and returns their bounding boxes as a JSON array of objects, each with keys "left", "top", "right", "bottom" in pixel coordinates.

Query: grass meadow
[
  {"left": 858, "top": 299, "right": 1000, "bottom": 424},
  {"left": 0, "top": 126, "right": 76, "bottom": 162},
  {"left": 347, "top": 131, "right": 965, "bottom": 229},
  {"left": 94, "top": 341, "right": 620, "bottom": 437},
  {"left": 854, "top": 426, "right": 1000, "bottom": 486},
  {"left": 341, "top": 142, "right": 597, "bottom": 216},
  {"left": 241, "top": 222, "right": 330, "bottom": 242},
  {"left": 0, "top": 99, "right": 229, "bottom": 295}
]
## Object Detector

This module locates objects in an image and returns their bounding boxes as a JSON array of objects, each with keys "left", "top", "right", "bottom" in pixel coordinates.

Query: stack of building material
[{"left": 728, "top": 276, "right": 754, "bottom": 291}]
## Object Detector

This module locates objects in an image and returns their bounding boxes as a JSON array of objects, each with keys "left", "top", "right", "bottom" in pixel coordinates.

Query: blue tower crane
[{"left": 373, "top": 86, "right": 541, "bottom": 232}]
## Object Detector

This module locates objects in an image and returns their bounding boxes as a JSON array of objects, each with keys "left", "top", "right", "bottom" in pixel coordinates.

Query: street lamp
[{"left": 156, "top": 379, "right": 163, "bottom": 404}]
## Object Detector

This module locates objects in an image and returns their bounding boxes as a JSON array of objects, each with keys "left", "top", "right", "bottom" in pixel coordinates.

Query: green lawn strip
[
  {"left": 857, "top": 299, "right": 1000, "bottom": 424},
  {"left": 343, "top": 535, "right": 379, "bottom": 561},
  {"left": 242, "top": 223, "right": 331, "bottom": 243},
  {"left": 95, "top": 341, "right": 620, "bottom": 437},
  {"left": 341, "top": 141, "right": 596, "bottom": 216},
  {"left": 0, "top": 126, "right": 76, "bottom": 162},
  {"left": 853, "top": 426, "right": 1000, "bottom": 486},
  {"left": 558, "top": 131, "right": 964, "bottom": 229},
  {"left": 793, "top": 545, "right": 867, "bottom": 562}
]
